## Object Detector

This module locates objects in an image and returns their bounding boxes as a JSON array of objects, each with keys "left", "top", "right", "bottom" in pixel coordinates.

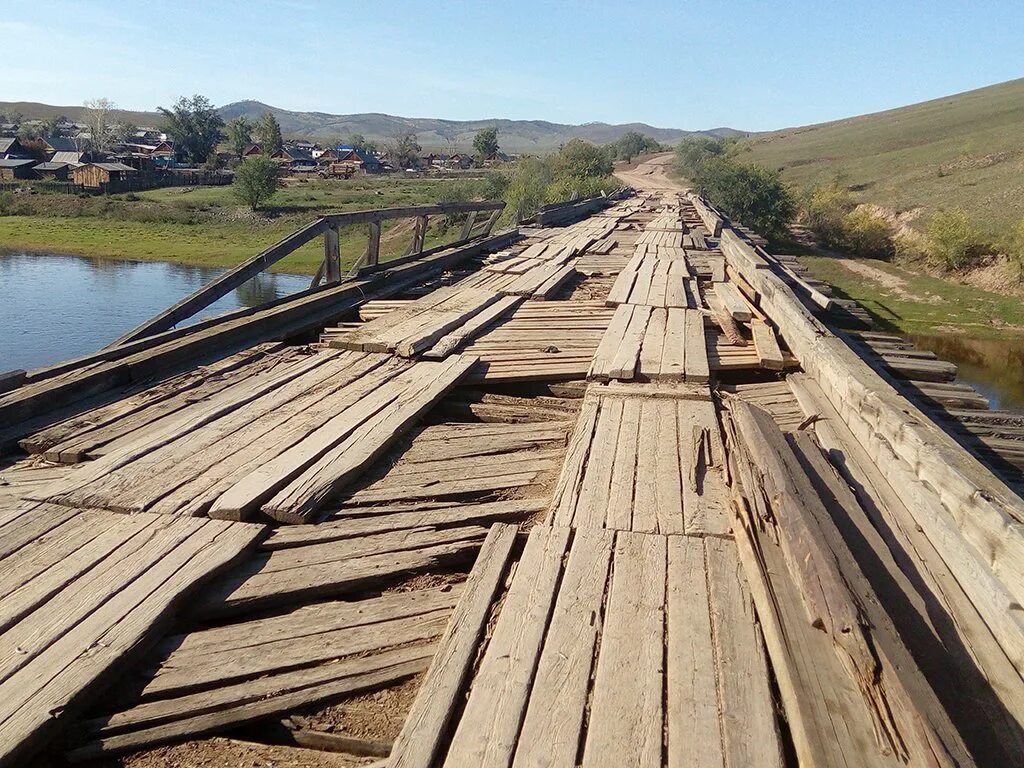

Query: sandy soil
[
  {"left": 113, "top": 737, "right": 372, "bottom": 768},
  {"left": 615, "top": 153, "right": 685, "bottom": 193}
]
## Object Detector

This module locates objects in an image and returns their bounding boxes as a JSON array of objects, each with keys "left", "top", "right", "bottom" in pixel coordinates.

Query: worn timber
[{"left": 0, "top": 159, "right": 1020, "bottom": 766}]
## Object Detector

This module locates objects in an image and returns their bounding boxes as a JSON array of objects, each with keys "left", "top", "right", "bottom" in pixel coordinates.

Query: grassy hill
[
  {"left": 736, "top": 78, "right": 1024, "bottom": 235},
  {"left": 0, "top": 99, "right": 745, "bottom": 154}
]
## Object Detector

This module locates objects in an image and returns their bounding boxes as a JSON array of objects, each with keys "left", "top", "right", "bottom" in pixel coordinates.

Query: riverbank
[
  {"left": 0, "top": 176, "right": 483, "bottom": 274},
  {"left": 800, "top": 253, "right": 1024, "bottom": 339}
]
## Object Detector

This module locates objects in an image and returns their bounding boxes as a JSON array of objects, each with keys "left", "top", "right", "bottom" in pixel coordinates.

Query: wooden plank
[
  {"left": 638, "top": 307, "right": 667, "bottom": 379},
  {"left": 422, "top": 296, "right": 523, "bottom": 359},
  {"left": 683, "top": 310, "right": 710, "bottom": 383},
  {"left": 751, "top": 319, "right": 785, "bottom": 370},
  {"left": 588, "top": 304, "right": 633, "bottom": 382},
  {"left": 443, "top": 526, "right": 570, "bottom": 766},
  {"left": 582, "top": 531, "right": 665, "bottom": 768},
  {"left": 512, "top": 528, "right": 614, "bottom": 768},
  {"left": 716, "top": 282, "right": 752, "bottom": 322},
  {"left": 389, "top": 525, "right": 519, "bottom": 768},
  {"left": 607, "top": 398, "right": 641, "bottom": 531},
  {"left": 609, "top": 305, "right": 651, "bottom": 381},
  {"left": 658, "top": 308, "right": 686, "bottom": 381}
]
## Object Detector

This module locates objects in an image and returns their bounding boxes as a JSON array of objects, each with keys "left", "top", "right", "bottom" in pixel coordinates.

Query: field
[
  {"left": 737, "top": 78, "right": 1024, "bottom": 235},
  {"left": 0, "top": 176, "right": 488, "bottom": 274}
]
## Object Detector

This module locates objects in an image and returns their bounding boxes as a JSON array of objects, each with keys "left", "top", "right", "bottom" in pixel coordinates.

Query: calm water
[
  {"left": 911, "top": 333, "right": 1024, "bottom": 412},
  {"left": 0, "top": 251, "right": 310, "bottom": 372}
]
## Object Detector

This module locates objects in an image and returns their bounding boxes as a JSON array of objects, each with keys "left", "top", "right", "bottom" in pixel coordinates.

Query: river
[
  {"left": 0, "top": 251, "right": 310, "bottom": 372},
  {"left": 910, "top": 333, "right": 1024, "bottom": 412}
]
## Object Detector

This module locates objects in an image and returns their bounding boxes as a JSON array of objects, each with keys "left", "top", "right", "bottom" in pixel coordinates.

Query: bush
[
  {"left": 674, "top": 136, "right": 726, "bottom": 178},
  {"left": 998, "top": 218, "right": 1024, "bottom": 279},
  {"left": 694, "top": 157, "right": 795, "bottom": 239},
  {"left": 926, "top": 209, "right": 989, "bottom": 269},
  {"left": 802, "top": 183, "right": 856, "bottom": 247},
  {"left": 505, "top": 157, "right": 553, "bottom": 221},
  {"left": 233, "top": 156, "right": 280, "bottom": 211},
  {"left": 841, "top": 207, "right": 894, "bottom": 259}
]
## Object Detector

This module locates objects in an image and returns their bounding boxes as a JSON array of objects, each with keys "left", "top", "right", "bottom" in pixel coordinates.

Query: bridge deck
[{"left": 0, "top": 179, "right": 1021, "bottom": 765}]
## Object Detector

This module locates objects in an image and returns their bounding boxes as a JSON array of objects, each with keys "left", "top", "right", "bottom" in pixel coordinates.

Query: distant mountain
[
  {"left": 0, "top": 98, "right": 746, "bottom": 153},
  {"left": 217, "top": 100, "right": 745, "bottom": 152}
]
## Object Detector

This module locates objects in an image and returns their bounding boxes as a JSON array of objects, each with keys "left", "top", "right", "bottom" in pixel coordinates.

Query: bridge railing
[{"left": 109, "top": 200, "right": 505, "bottom": 347}]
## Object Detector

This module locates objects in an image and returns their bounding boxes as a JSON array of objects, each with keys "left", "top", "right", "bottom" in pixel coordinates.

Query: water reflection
[
  {"left": 0, "top": 251, "right": 309, "bottom": 372},
  {"left": 911, "top": 334, "right": 1024, "bottom": 412}
]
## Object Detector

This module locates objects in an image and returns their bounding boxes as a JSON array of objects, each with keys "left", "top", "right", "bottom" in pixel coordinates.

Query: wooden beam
[
  {"left": 367, "top": 220, "right": 381, "bottom": 267},
  {"left": 459, "top": 211, "right": 479, "bottom": 242},
  {"left": 324, "top": 224, "right": 341, "bottom": 283}
]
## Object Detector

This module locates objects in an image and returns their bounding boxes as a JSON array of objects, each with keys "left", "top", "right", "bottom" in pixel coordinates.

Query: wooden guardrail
[
  {"left": 531, "top": 189, "right": 630, "bottom": 227},
  {"left": 110, "top": 201, "right": 505, "bottom": 347}
]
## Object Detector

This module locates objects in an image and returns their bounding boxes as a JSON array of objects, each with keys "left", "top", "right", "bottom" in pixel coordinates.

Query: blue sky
[{"left": 1, "top": 0, "right": 1022, "bottom": 131}]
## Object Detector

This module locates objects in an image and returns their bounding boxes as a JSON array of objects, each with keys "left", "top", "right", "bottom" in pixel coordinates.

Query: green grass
[
  {"left": 801, "top": 254, "right": 1024, "bottom": 339},
  {"left": 738, "top": 78, "right": 1024, "bottom": 235},
  {"left": 0, "top": 176, "right": 487, "bottom": 274}
]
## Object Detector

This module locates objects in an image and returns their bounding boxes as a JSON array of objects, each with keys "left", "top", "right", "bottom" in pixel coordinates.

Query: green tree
[
  {"left": 505, "top": 157, "right": 554, "bottom": 221},
  {"left": 348, "top": 132, "right": 373, "bottom": 152},
  {"left": 43, "top": 114, "right": 69, "bottom": 136},
  {"left": 158, "top": 95, "right": 225, "bottom": 164},
  {"left": 926, "top": 209, "right": 990, "bottom": 269},
  {"left": 694, "top": 157, "right": 794, "bottom": 239},
  {"left": 233, "top": 155, "right": 280, "bottom": 210},
  {"left": 256, "top": 111, "right": 283, "bottom": 154},
  {"left": 802, "top": 182, "right": 856, "bottom": 247},
  {"left": 552, "top": 139, "right": 613, "bottom": 181},
  {"left": 473, "top": 126, "right": 499, "bottom": 159},
  {"left": 674, "top": 136, "right": 726, "bottom": 177},
  {"left": 226, "top": 116, "right": 252, "bottom": 158},
  {"left": 387, "top": 132, "right": 422, "bottom": 169},
  {"left": 609, "top": 131, "right": 661, "bottom": 162}
]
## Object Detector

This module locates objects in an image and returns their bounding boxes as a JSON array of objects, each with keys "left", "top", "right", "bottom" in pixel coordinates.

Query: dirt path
[{"left": 615, "top": 153, "right": 686, "bottom": 194}]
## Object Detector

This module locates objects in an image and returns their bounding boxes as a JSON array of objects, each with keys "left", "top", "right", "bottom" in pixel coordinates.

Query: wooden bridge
[{"left": 0, "top": 159, "right": 1022, "bottom": 766}]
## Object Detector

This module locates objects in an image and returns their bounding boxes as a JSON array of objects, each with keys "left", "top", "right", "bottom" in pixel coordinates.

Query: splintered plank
[
  {"left": 658, "top": 308, "right": 687, "bottom": 381},
  {"left": 389, "top": 525, "right": 518, "bottom": 768},
  {"left": 581, "top": 531, "right": 666, "bottom": 768},
  {"left": 549, "top": 394, "right": 600, "bottom": 526},
  {"left": 443, "top": 526, "right": 571, "bottom": 766},
  {"left": 607, "top": 399, "right": 641, "bottom": 531},
  {"left": 638, "top": 307, "right": 667, "bottom": 379},
  {"left": 213, "top": 355, "right": 476, "bottom": 523},
  {"left": 512, "top": 528, "right": 614, "bottom": 768},
  {"left": 751, "top": 319, "right": 785, "bottom": 370},
  {"left": 574, "top": 398, "right": 622, "bottom": 529},
  {"left": 393, "top": 289, "right": 503, "bottom": 358}
]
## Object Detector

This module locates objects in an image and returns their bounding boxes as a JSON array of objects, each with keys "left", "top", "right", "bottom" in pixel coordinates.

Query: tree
[
  {"left": 551, "top": 138, "right": 613, "bottom": 181},
  {"left": 256, "top": 111, "right": 283, "bottom": 154},
  {"left": 116, "top": 121, "right": 139, "bottom": 142},
  {"left": 83, "top": 97, "right": 117, "bottom": 153},
  {"left": 609, "top": 131, "right": 661, "bottom": 162},
  {"left": 694, "top": 157, "right": 795, "bottom": 239},
  {"left": 348, "top": 132, "right": 376, "bottom": 154},
  {"left": 387, "top": 132, "right": 422, "bottom": 169},
  {"left": 233, "top": 155, "right": 280, "bottom": 210},
  {"left": 226, "top": 116, "right": 252, "bottom": 158},
  {"left": 473, "top": 126, "right": 499, "bottom": 159},
  {"left": 674, "top": 136, "right": 726, "bottom": 178},
  {"left": 43, "top": 114, "right": 69, "bottom": 136},
  {"left": 158, "top": 95, "right": 225, "bottom": 164}
]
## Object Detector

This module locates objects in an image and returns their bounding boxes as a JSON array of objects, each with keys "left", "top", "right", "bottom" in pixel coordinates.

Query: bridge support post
[
  {"left": 367, "top": 220, "right": 381, "bottom": 267},
  {"left": 459, "top": 211, "right": 479, "bottom": 241},
  {"left": 324, "top": 224, "right": 341, "bottom": 283}
]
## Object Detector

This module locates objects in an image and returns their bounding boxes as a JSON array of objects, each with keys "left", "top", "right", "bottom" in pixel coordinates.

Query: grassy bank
[
  {"left": 0, "top": 176, "right": 484, "bottom": 274},
  {"left": 801, "top": 253, "right": 1024, "bottom": 339}
]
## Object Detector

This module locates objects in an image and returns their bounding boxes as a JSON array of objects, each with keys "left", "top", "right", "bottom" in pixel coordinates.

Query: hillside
[
  {"left": 217, "top": 100, "right": 744, "bottom": 152},
  {"left": 736, "top": 78, "right": 1024, "bottom": 234},
  {"left": 0, "top": 99, "right": 744, "bottom": 154}
]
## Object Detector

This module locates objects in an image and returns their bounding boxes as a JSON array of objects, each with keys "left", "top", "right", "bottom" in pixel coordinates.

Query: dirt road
[{"left": 615, "top": 152, "right": 687, "bottom": 194}]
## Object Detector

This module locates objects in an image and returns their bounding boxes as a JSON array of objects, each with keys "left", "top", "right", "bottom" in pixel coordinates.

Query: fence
[{"left": 0, "top": 170, "right": 232, "bottom": 196}]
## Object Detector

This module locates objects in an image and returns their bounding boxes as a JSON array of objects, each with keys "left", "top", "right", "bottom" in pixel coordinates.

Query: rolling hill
[
  {"left": 737, "top": 77, "right": 1024, "bottom": 234},
  {"left": 216, "top": 100, "right": 744, "bottom": 152},
  {"left": 0, "top": 99, "right": 744, "bottom": 154}
]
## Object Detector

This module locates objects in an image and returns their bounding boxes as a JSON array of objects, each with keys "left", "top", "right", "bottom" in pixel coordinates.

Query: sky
[{"left": 1, "top": 0, "right": 1022, "bottom": 132}]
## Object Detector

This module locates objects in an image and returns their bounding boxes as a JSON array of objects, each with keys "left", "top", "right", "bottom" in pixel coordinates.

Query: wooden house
[
  {"left": 0, "top": 137, "right": 27, "bottom": 159},
  {"left": 242, "top": 144, "right": 263, "bottom": 157},
  {"left": 40, "top": 135, "right": 79, "bottom": 158},
  {"left": 0, "top": 159, "right": 36, "bottom": 180},
  {"left": 448, "top": 153, "right": 473, "bottom": 170},
  {"left": 33, "top": 161, "right": 70, "bottom": 180},
  {"left": 271, "top": 146, "right": 316, "bottom": 168},
  {"left": 72, "top": 162, "right": 136, "bottom": 188}
]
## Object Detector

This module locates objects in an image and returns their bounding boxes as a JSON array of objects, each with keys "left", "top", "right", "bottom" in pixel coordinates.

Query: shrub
[
  {"left": 926, "top": 209, "right": 989, "bottom": 269},
  {"left": 694, "top": 157, "right": 795, "bottom": 239},
  {"left": 505, "top": 157, "right": 553, "bottom": 221},
  {"left": 233, "top": 156, "right": 280, "bottom": 211},
  {"left": 998, "top": 218, "right": 1024, "bottom": 279},
  {"left": 674, "top": 136, "right": 726, "bottom": 178},
  {"left": 841, "top": 207, "right": 894, "bottom": 259},
  {"left": 802, "top": 183, "right": 856, "bottom": 247}
]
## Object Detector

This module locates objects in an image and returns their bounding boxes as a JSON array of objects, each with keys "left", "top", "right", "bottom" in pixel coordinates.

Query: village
[{"left": 0, "top": 114, "right": 514, "bottom": 192}]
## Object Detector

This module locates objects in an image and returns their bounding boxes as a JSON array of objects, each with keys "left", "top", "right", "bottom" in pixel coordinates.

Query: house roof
[
  {"left": 78, "top": 162, "right": 136, "bottom": 172},
  {"left": 0, "top": 159, "right": 35, "bottom": 168},
  {"left": 34, "top": 161, "right": 69, "bottom": 171},
  {"left": 51, "top": 151, "right": 84, "bottom": 164},
  {"left": 0, "top": 137, "right": 22, "bottom": 154},
  {"left": 42, "top": 135, "right": 78, "bottom": 152},
  {"left": 276, "top": 146, "right": 314, "bottom": 162}
]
